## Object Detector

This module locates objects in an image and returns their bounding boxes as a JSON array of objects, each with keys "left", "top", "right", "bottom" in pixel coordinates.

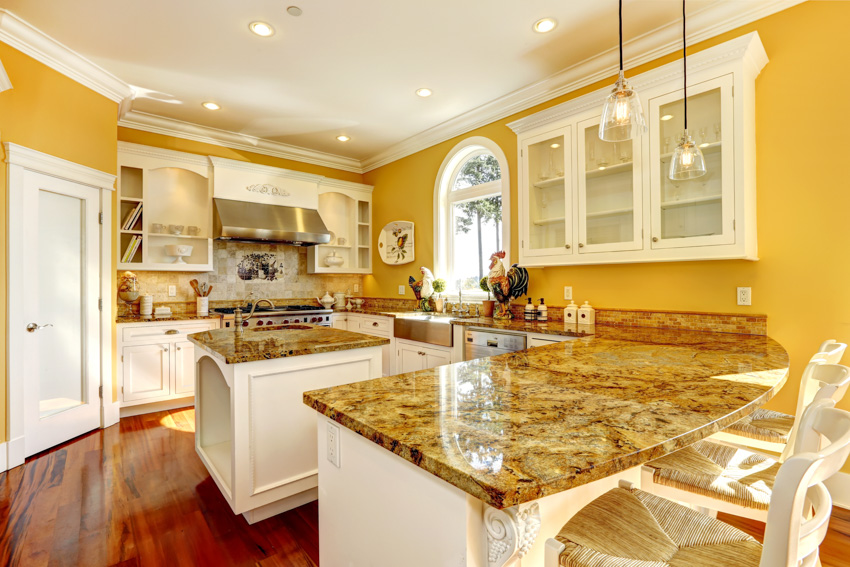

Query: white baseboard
[
  {"left": 119, "top": 397, "right": 194, "bottom": 418},
  {"left": 825, "top": 472, "right": 850, "bottom": 510},
  {"left": 0, "top": 442, "right": 6, "bottom": 472},
  {"left": 6, "top": 436, "right": 25, "bottom": 470},
  {"left": 103, "top": 401, "right": 121, "bottom": 428}
]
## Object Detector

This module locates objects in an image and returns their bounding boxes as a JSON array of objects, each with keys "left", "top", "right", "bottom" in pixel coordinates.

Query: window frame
[{"left": 433, "top": 137, "right": 511, "bottom": 301}]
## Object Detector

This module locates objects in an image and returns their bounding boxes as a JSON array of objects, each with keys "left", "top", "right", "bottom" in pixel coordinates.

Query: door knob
[
  {"left": 26, "top": 323, "right": 53, "bottom": 333},
  {"left": 652, "top": 237, "right": 659, "bottom": 242}
]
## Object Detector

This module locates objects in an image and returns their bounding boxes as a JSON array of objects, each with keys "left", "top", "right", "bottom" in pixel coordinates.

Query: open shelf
[
  {"left": 532, "top": 216, "right": 566, "bottom": 226},
  {"left": 319, "top": 243, "right": 352, "bottom": 249},
  {"left": 586, "top": 207, "right": 633, "bottom": 219},
  {"left": 660, "top": 195, "right": 722, "bottom": 209},
  {"left": 148, "top": 233, "right": 208, "bottom": 240},
  {"left": 201, "top": 440, "right": 232, "bottom": 491},
  {"left": 586, "top": 161, "right": 632, "bottom": 178},
  {"left": 660, "top": 141, "right": 721, "bottom": 161},
  {"left": 534, "top": 176, "right": 565, "bottom": 190}
]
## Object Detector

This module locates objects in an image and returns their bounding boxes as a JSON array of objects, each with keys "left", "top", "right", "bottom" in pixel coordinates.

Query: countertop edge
[{"left": 190, "top": 333, "right": 390, "bottom": 365}]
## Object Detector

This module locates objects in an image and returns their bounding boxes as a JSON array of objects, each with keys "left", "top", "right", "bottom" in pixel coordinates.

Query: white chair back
[
  {"left": 814, "top": 339, "right": 846, "bottom": 365},
  {"left": 761, "top": 399, "right": 850, "bottom": 567},
  {"left": 781, "top": 361, "right": 850, "bottom": 461}
]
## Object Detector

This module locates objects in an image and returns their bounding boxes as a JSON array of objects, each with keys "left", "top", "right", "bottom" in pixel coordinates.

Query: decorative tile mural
[{"left": 237, "top": 253, "right": 283, "bottom": 281}]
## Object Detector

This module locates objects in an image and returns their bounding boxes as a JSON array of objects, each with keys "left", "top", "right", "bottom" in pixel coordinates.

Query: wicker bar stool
[{"left": 545, "top": 399, "right": 850, "bottom": 567}]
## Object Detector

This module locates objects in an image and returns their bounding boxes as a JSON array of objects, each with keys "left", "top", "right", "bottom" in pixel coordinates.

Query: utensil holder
[{"left": 196, "top": 297, "right": 209, "bottom": 316}]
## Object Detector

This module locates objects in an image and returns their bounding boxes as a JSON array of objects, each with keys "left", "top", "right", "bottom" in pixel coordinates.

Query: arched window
[{"left": 434, "top": 137, "right": 510, "bottom": 299}]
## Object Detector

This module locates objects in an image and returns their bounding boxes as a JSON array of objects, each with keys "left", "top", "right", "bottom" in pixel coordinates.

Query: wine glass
[
  {"left": 699, "top": 127, "right": 707, "bottom": 145},
  {"left": 714, "top": 123, "right": 721, "bottom": 142}
]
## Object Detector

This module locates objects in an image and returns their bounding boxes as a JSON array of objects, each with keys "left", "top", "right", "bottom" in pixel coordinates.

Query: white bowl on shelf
[{"left": 165, "top": 244, "right": 193, "bottom": 264}]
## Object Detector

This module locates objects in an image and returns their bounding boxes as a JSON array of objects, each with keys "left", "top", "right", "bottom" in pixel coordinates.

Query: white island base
[
  {"left": 194, "top": 346, "right": 383, "bottom": 524},
  {"left": 316, "top": 414, "right": 641, "bottom": 567}
]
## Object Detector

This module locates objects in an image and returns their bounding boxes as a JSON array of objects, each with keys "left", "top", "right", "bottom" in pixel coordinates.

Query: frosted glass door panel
[
  {"left": 38, "top": 190, "right": 85, "bottom": 418},
  {"left": 650, "top": 75, "right": 735, "bottom": 249},
  {"left": 577, "top": 116, "right": 642, "bottom": 253},
  {"left": 524, "top": 131, "right": 570, "bottom": 255}
]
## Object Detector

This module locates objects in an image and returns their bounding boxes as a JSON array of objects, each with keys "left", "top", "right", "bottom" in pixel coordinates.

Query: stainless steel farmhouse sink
[{"left": 392, "top": 312, "right": 454, "bottom": 347}]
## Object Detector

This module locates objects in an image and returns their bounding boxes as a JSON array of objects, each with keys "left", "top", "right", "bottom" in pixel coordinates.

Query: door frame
[{"left": 5, "top": 142, "right": 115, "bottom": 470}]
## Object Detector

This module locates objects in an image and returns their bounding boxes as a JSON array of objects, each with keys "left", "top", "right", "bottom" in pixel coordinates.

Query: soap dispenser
[
  {"left": 578, "top": 301, "right": 595, "bottom": 325},
  {"left": 564, "top": 301, "right": 578, "bottom": 323},
  {"left": 524, "top": 298, "right": 536, "bottom": 321},
  {"left": 537, "top": 298, "right": 548, "bottom": 322}
]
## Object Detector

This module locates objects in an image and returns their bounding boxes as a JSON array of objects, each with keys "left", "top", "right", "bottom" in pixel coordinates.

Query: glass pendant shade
[
  {"left": 599, "top": 71, "right": 646, "bottom": 141},
  {"left": 669, "top": 131, "right": 706, "bottom": 180}
]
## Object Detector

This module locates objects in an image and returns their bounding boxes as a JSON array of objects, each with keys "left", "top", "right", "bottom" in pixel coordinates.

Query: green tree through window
[{"left": 453, "top": 154, "right": 502, "bottom": 284}]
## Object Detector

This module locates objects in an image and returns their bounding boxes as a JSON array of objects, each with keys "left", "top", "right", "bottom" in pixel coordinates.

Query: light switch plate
[
  {"left": 398, "top": 285, "right": 405, "bottom": 295},
  {"left": 326, "top": 422, "right": 340, "bottom": 468},
  {"left": 354, "top": 284, "right": 360, "bottom": 293},
  {"left": 168, "top": 285, "right": 177, "bottom": 297},
  {"left": 737, "top": 287, "right": 752, "bottom": 306},
  {"left": 564, "top": 286, "right": 572, "bottom": 300}
]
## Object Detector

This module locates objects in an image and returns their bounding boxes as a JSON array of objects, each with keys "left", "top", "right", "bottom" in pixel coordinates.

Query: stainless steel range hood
[{"left": 213, "top": 198, "right": 331, "bottom": 246}]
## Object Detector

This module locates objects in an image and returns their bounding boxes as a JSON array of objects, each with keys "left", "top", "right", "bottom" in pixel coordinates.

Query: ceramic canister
[
  {"left": 140, "top": 294, "right": 153, "bottom": 316},
  {"left": 196, "top": 297, "right": 209, "bottom": 316}
]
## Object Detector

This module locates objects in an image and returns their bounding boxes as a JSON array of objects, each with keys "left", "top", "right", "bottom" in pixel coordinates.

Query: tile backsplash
[{"left": 120, "top": 240, "right": 363, "bottom": 303}]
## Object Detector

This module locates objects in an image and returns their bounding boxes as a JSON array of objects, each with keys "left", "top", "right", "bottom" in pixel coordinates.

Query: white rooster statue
[
  {"left": 409, "top": 267, "right": 436, "bottom": 311},
  {"left": 486, "top": 251, "right": 529, "bottom": 319}
]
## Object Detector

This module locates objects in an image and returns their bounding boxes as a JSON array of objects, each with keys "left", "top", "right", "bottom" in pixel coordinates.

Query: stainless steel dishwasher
[{"left": 463, "top": 328, "right": 527, "bottom": 361}]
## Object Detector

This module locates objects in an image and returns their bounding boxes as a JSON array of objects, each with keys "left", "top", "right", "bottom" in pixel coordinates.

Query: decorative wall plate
[{"left": 378, "top": 221, "right": 414, "bottom": 265}]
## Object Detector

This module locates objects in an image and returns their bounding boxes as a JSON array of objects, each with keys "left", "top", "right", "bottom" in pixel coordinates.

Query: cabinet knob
[
  {"left": 176, "top": 346, "right": 182, "bottom": 351},
  {"left": 163, "top": 346, "right": 169, "bottom": 352},
  {"left": 565, "top": 244, "right": 571, "bottom": 249},
  {"left": 578, "top": 243, "right": 584, "bottom": 248},
  {"left": 372, "top": 322, "right": 379, "bottom": 327},
  {"left": 652, "top": 237, "right": 659, "bottom": 243}
]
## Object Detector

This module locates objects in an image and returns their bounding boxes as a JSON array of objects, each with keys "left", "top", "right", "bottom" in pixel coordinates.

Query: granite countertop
[
  {"left": 116, "top": 313, "right": 222, "bottom": 324},
  {"left": 188, "top": 325, "right": 390, "bottom": 364},
  {"left": 303, "top": 325, "right": 789, "bottom": 509},
  {"left": 451, "top": 316, "right": 596, "bottom": 337}
]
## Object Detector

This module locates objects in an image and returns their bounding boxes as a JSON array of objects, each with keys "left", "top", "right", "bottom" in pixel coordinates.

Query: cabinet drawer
[
  {"left": 355, "top": 316, "right": 392, "bottom": 335},
  {"left": 121, "top": 320, "right": 218, "bottom": 342}
]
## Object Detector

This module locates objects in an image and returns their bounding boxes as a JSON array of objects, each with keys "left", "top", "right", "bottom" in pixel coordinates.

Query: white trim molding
[
  {"left": 0, "top": 9, "right": 134, "bottom": 113},
  {"left": 0, "top": 58, "right": 12, "bottom": 92},
  {"left": 120, "top": 111, "right": 363, "bottom": 174},
  {"left": 4, "top": 142, "right": 116, "bottom": 190}
]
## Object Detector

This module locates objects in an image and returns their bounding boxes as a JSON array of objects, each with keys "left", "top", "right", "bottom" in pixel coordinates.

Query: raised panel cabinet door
[
  {"left": 173, "top": 340, "right": 196, "bottom": 396},
  {"left": 331, "top": 315, "right": 347, "bottom": 330},
  {"left": 397, "top": 343, "right": 425, "bottom": 374},
  {"left": 422, "top": 348, "right": 452, "bottom": 370},
  {"left": 122, "top": 343, "right": 170, "bottom": 402},
  {"left": 381, "top": 343, "right": 392, "bottom": 377}
]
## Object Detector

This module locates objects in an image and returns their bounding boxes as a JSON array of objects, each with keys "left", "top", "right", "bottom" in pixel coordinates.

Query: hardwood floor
[{"left": 0, "top": 408, "right": 847, "bottom": 566}]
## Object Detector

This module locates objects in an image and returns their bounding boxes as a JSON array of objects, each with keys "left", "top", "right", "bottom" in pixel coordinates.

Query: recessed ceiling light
[
  {"left": 660, "top": 114, "right": 674, "bottom": 121},
  {"left": 249, "top": 21, "right": 275, "bottom": 37},
  {"left": 533, "top": 18, "right": 557, "bottom": 33},
  {"left": 286, "top": 6, "right": 302, "bottom": 16},
  {"left": 336, "top": 135, "right": 350, "bottom": 142},
  {"left": 416, "top": 88, "right": 432, "bottom": 97},
  {"left": 202, "top": 102, "right": 220, "bottom": 110},
  {"left": 550, "top": 143, "right": 561, "bottom": 149}
]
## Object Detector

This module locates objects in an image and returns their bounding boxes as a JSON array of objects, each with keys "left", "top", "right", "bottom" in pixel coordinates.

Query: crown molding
[
  {"left": 359, "top": 0, "right": 802, "bottom": 172},
  {"left": 0, "top": 58, "right": 11, "bottom": 92},
  {"left": 208, "top": 155, "right": 325, "bottom": 183},
  {"left": 4, "top": 142, "right": 116, "bottom": 190},
  {"left": 0, "top": 9, "right": 134, "bottom": 112},
  {"left": 319, "top": 177, "right": 374, "bottom": 193},
  {"left": 118, "top": 140, "right": 211, "bottom": 167},
  {"left": 119, "top": 110, "right": 364, "bottom": 174}
]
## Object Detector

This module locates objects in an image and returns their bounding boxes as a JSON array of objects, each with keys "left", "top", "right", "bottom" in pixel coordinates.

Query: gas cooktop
[{"left": 213, "top": 304, "right": 330, "bottom": 315}]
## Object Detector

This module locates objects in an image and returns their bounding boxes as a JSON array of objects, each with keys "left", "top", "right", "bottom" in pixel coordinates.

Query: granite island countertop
[
  {"left": 303, "top": 325, "right": 789, "bottom": 509},
  {"left": 116, "top": 313, "right": 222, "bottom": 324},
  {"left": 188, "top": 324, "right": 390, "bottom": 364}
]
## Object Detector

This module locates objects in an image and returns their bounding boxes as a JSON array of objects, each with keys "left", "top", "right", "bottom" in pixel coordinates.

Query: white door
[
  {"left": 122, "top": 343, "right": 171, "bottom": 402},
  {"left": 20, "top": 171, "right": 102, "bottom": 457},
  {"left": 173, "top": 340, "right": 195, "bottom": 395},
  {"left": 398, "top": 343, "right": 425, "bottom": 374},
  {"left": 422, "top": 347, "right": 452, "bottom": 370}
]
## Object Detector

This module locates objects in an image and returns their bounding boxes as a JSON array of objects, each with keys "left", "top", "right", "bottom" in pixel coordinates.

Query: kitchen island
[
  {"left": 188, "top": 324, "right": 388, "bottom": 523},
  {"left": 303, "top": 325, "right": 789, "bottom": 566}
]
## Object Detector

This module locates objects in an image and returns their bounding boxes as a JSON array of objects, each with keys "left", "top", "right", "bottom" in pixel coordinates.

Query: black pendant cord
[
  {"left": 682, "top": 0, "right": 688, "bottom": 132},
  {"left": 618, "top": 0, "right": 624, "bottom": 72}
]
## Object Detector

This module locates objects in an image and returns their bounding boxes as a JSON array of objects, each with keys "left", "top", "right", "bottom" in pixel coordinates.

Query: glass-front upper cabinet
[
  {"left": 576, "top": 115, "right": 642, "bottom": 254},
  {"left": 521, "top": 129, "right": 571, "bottom": 258},
  {"left": 648, "top": 74, "right": 735, "bottom": 249}
]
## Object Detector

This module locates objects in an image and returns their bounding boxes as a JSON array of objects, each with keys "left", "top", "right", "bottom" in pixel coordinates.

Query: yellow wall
[
  {"left": 0, "top": 41, "right": 119, "bottom": 437},
  {"left": 364, "top": 0, "right": 850, "bottom": 465}
]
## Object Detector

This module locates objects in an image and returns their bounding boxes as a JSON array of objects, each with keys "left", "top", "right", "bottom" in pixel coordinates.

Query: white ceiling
[{"left": 4, "top": 0, "right": 787, "bottom": 166}]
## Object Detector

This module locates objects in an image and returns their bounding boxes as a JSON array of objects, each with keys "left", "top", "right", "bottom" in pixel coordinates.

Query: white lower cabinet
[
  {"left": 396, "top": 339, "right": 453, "bottom": 373},
  {"left": 331, "top": 314, "right": 348, "bottom": 330},
  {"left": 344, "top": 313, "right": 394, "bottom": 376},
  {"left": 118, "top": 319, "right": 219, "bottom": 409}
]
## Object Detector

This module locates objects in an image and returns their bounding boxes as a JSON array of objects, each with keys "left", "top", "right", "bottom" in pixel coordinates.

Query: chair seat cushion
[
  {"left": 644, "top": 440, "right": 780, "bottom": 510},
  {"left": 723, "top": 408, "right": 794, "bottom": 443},
  {"left": 556, "top": 487, "right": 762, "bottom": 566}
]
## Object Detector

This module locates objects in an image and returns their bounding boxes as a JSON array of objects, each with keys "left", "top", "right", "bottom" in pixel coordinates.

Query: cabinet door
[
  {"left": 576, "top": 115, "right": 643, "bottom": 253},
  {"left": 397, "top": 343, "right": 424, "bottom": 374},
  {"left": 122, "top": 343, "right": 170, "bottom": 402},
  {"left": 422, "top": 347, "right": 452, "bottom": 370},
  {"left": 173, "top": 340, "right": 195, "bottom": 396},
  {"left": 648, "top": 74, "right": 735, "bottom": 249},
  {"left": 520, "top": 128, "right": 572, "bottom": 259},
  {"left": 332, "top": 315, "right": 347, "bottom": 330}
]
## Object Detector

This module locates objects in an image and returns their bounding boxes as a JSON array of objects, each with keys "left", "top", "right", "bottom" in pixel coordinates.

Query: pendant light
[
  {"left": 599, "top": 0, "right": 646, "bottom": 142},
  {"left": 669, "top": 0, "right": 706, "bottom": 180}
]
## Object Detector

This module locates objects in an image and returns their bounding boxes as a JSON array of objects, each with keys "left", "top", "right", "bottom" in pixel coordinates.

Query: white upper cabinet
[
  {"left": 307, "top": 178, "right": 373, "bottom": 274},
  {"left": 509, "top": 33, "right": 767, "bottom": 266}
]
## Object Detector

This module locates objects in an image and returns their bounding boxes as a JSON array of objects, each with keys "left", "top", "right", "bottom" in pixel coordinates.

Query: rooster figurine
[
  {"left": 409, "top": 267, "right": 436, "bottom": 311},
  {"left": 486, "top": 251, "right": 529, "bottom": 319}
]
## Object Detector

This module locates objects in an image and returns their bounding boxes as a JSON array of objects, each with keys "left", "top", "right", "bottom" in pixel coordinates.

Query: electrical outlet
[
  {"left": 354, "top": 283, "right": 360, "bottom": 293},
  {"left": 737, "top": 287, "right": 752, "bottom": 306},
  {"left": 168, "top": 285, "right": 177, "bottom": 297},
  {"left": 398, "top": 285, "right": 405, "bottom": 295},
  {"left": 564, "top": 286, "right": 573, "bottom": 300},
  {"left": 326, "top": 422, "right": 340, "bottom": 468}
]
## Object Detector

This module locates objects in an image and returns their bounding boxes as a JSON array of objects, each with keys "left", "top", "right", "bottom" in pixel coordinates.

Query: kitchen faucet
[{"left": 234, "top": 298, "right": 275, "bottom": 329}]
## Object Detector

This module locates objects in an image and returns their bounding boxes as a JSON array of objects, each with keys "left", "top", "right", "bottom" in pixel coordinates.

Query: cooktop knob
[
  {"left": 242, "top": 321, "right": 249, "bottom": 327},
  {"left": 256, "top": 320, "right": 264, "bottom": 326}
]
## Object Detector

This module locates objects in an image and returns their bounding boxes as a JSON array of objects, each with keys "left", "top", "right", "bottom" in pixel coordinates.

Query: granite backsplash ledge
[{"left": 118, "top": 240, "right": 363, "bottom": 303}]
